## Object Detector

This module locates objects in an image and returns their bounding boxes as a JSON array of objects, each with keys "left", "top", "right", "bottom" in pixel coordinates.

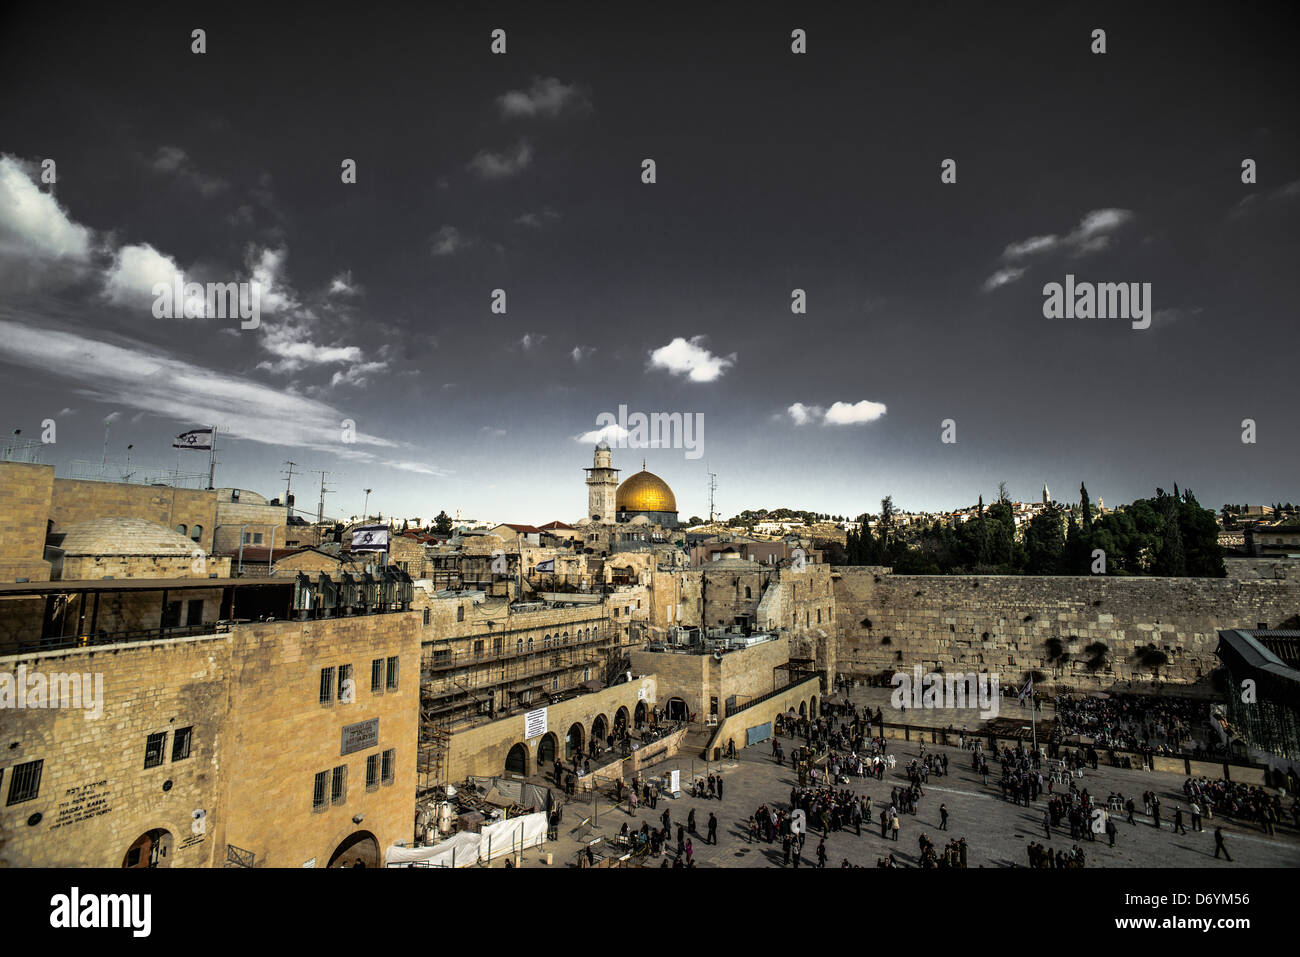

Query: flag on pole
[
  {"left": 350, "top": 526, "right": 389, "bottom": 552},
  {"left": 1018, "top": 677, "right": 1033, "bottom": 704},
  {"left": 535, "top": 558, "right": 555, "bottom": 573},
  {"left": 173, "top": 428, "right": 214, "bottom": 451}
]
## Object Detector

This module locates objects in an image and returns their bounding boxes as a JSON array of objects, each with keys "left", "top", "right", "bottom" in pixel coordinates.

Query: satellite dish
[{"left": 713, "top": 650, "right": 724, "bottom": 661}]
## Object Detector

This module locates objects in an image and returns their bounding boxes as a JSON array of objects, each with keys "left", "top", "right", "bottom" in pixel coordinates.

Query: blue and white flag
[
  {"left": 1018, "top": 677, "right": 1033, "bottom": 704},
  {"left": 535, "top": 558, "right": 555, "bottom": 573},
  {"left": 351, "top": 526, "right": 389, "bottom": 552},
  {"left": 173, "top": 428, "right": 214, "bottom": 451}
]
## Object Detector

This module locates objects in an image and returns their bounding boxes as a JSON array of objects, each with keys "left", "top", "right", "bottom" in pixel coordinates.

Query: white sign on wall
[
  {"left": 637, "top": 687, "right": 647, "bottom": 700},
  {"left": 524, "top": 708, "right": 547, "bottom": 740}
]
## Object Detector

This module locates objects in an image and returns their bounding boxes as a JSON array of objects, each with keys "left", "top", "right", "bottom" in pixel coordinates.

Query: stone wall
[
  {"left": 49, "top": 478, "right": 218, "bottom": 554},
  {"left": 833, "top": 567, "right": 1300, "bottom": 691},
  {"left": 0, "top": 462, "right": 55, "bottom": 582},
  {"left": 629, "top": 636, "right": 791, "bottom": 720},
  {"left": 0, "top": 611, "right": 421, "bottom": 868}
]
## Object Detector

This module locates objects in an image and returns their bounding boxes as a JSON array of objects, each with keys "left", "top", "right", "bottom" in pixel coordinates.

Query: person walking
[
  {"left": 716, "top": 776, "right": 724, "bottom": 801},
  {"left": 688, "top": 808, "right": 696, "bottom": 835},
  {"left": 684, "top": 838, "right": 693, "bottom": 866},
  {"left": 1043, "top": 810, "right": 1052, "bottom": 840},
  {"left": 1190, "top": 801, "right": 1202, "bottom": 832},
  {"left": 707, "top": 812, "right": 718, "bottom": 846},
  {"left": 782, "top": 833, "right": 792, "bottom": 865},
  {"left": 1213, "top": 826, "right": 1232, "bottom": 862},
  {"left": 940, "top": 803, "right": 949, "bottom": 831},
  {"left": 1173, "top": 808, "right": 1186, "bottom": 835},
  {"left": 816, "top": 839, "right": 827, "bottom": 868},
  {"left": 891, "top": 812, "right": 900, "bottom": 842}
]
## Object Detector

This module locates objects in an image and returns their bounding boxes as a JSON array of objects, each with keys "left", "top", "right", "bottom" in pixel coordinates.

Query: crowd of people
[{"left": 1053, "top": 693, "right": 1216, "bottom": 757}]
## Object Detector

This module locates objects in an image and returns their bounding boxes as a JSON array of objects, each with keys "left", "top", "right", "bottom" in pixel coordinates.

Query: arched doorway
[
  {"left": 666, "top": 697, "right": 688, "bottom": 722},
  {"left": 799, "top": 701, "right": 807, "bottom": 717},
  {"left": 565, "top": 722, "right": 584, "bottom": 759},
  {"left": 634, "top": 701, "right": 648, "bottom": 727},
  {"left": 591, "top": 714, "right": 608, "bottom": 748},
  {"left": 810, "top": 695, "right": 818, "bottom": 719},
  {"left": 614, "top": 706, "right": 630, "bottom": 733},
  {"left": 122, "top": 829, "right": 172, "bottom": 868},
  {"left": 505, "top": 742, "right": 529, "bottom": 776},
  {"left": 328, "top": 830, "right": 380, "bottom": 868},
  {"left": 537, "top": 732, "right": 558, "bottom": 766}
]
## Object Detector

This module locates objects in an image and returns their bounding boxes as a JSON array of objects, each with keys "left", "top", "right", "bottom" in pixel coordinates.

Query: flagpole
[
  {"left": 1030, "top": 676, "right": 1037, "bottom": 759},
  {"left": 207, "top": 425, "right": 217, "bottom": 490}
]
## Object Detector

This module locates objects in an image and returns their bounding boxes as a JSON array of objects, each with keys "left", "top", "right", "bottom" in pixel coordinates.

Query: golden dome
[{"left": 616, "top": 469, "right": 677, "bottom": 513}]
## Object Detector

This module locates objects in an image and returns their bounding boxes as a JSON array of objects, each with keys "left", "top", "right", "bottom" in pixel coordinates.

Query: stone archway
[
  {"left": 591, "top": 714, "right": 608, "bottom": 748},
  {"left": 810, "top": 695, "right": 818, "bottom": 719},
  {"left": 634, "top": 701, "right": 648, "bottom": 727},
  {"left": 506, "top": 742, "right": 529, "bottom": 776},
  {"left": 666, "top": 697, "right": 688, "bottom": 722},
  {"left": 538, "top": 732, "right": 558, "bottom": 767},
  {"left": 614, "top": 706, "right": 630, "bottom": 733},
  {"left": 327, "top": 830, "right": 380, "bottom": 868},
  {"left": 799, "top": 701, "right": 807, "bottom": 717},
  {"left": 565, "top": 722, "right": 585, "bottom": 759},
  {"left": 122, "top": 828, "right": 173, "bottom": 868}
]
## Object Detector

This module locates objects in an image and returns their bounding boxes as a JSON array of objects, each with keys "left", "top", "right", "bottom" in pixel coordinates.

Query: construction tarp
[{"left": 386, "top": 811, "right": 548, "bottom": 868}]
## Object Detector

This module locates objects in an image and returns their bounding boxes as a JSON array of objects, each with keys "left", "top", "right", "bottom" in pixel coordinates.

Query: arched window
[
  {"left": 526, "top": 637, "right": 533, "bottom": 653},
  {"left": 189, "top": 524, "right": 203, "bottom": 542},
  {"left": 516, "top": 638, "right": 523, "bottom": 654},
  {"left": 745, "top": 586, "right": 752, "bottom": 599},
  {"left": 562, "top": 631, "right": 569, "bottom": 644},
  {"left": 175, "top": 524, "right": 187, "bottom": 536}
]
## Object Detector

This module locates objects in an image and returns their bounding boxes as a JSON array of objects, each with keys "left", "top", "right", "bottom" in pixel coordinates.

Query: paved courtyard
[{"left": 519, "top": 727, "right": 1300, "bottom": 869}]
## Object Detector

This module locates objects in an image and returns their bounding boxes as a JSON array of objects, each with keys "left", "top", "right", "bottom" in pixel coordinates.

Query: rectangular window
[
  {"left": 319, "top": 667, "right": 335, "bottom": 705},
  {"left": 493, "top": 637, "right": 503, "bottom": 656},
  {"left": 6, "top": 759, "right": 43, "bottom": 806},
  {"left": 172, "top": 726, "right": 193, "bottom": 762},
  {"left": 457, "top": 605, "right": 465, "bottom": 622},
  {"left": 331, "top": 765, "right": 347, "bottom": 804},
  {"left": 186, "top": 599, "right": 204, "bottom": 627},
  {"left": 423, "top": 608, "right": 431, "bottom": 626},
  {"left": 386, "top": 656, "right": 399, "bottom": 690},
  {"left": 381, "top": 749, "right": 395, "bottom": 784},
  {"left": 313, "top": 770, "right": 329, "bottom": 811},
  {"left": 366, "top": 754, "right": 380, "bottom": 789},
  {"left": 371, "top": 658, "right": 384, "bottom": 692},
  {"left": 144, "top": 731, "right": 167, "bottom": 769},
  {"left": 473, "top": 640, "right": 484, "bottom": 659},
  {"left": 338, "top": 664, "right": 353, "bottom": 702}
]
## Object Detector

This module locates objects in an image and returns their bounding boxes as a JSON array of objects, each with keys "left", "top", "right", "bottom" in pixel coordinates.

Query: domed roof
[
  {"left": 58, "top": 517, "right": 200, "bottom": 557},
  {"left": 616, "top": 468, "right": 677, "bottom": 513}
]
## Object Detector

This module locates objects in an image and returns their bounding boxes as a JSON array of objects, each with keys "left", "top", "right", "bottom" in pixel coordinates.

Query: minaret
[
  {"left": 1042, "top": 484, "right": 1050, "bottom": 505},
  {"left": 584, "top": 442, "right": 620, "bottom": 523}
]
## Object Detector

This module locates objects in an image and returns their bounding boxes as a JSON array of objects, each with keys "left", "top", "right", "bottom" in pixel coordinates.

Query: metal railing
[{"left": 4, "top": 622, "right": 230, "bottom": 656}]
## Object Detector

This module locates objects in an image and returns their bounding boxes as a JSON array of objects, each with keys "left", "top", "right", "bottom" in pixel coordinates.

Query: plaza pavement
[{"left": 515, "top": 725, "right": 1300, "bottom": 869}]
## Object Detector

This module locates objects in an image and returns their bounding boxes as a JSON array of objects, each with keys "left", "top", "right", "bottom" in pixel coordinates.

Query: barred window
[
  {"left": 172, "top": 726, "right": 193, "bottom": 762},
  {"left": 331, "top": 765, "right": 347, "bottom": 804},
  {"left": 381, "top": 749, "right": 395, "bottom": 785},
  {"left": 6, "top": 759, "right": 43, "bottom": 806},
  {"left": 313, "top": 770, "right": 329, "bottom": 811},
  {"left": 338, "top": 664, "right": 353, "bottom": 703},
  {"left": 319, "top": 667, "right": 335, "bottom": 704},
  {"left": 371, "top": 658, "right": 384, "bottom": 692},
  {"left": 366, "top": 754, "right": 380, "bottom": 789},
  {"left": 386, "top": 656, "right": 399, "bottom": 690},
  {"left": 144, "top": 732, "right": 167, "bottom": 769},
  {"left": 423, "top": 608, "right": 431, "bottom": 626}
]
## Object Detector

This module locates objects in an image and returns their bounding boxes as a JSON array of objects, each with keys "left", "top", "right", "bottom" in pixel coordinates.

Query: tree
[
  {"left": 1024, "top": 504, "right": 1066, "bottom": 574},
  {"left": 432, "top": 510, "right": 454, "bottom": 535}
]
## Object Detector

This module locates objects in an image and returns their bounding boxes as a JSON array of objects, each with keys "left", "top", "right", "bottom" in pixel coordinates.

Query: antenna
[
  {"left": 707, "top": 470, "right": 718, "bottom": 525},
  {"left": 316, "top": 470, "right": 336, "bottom": 524},
  {"left": 282, "top": 461, "right": 298, "bottom": 522}
]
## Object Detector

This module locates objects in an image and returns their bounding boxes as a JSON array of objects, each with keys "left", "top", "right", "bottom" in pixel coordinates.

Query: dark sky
[{"left": 1, "top": 1, "right": 1296, "bottom": 524}]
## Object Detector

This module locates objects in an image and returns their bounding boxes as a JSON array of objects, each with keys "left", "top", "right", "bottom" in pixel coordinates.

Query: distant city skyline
[{"left": 1, "top": 3, "right": 1296, "bottom": 525}]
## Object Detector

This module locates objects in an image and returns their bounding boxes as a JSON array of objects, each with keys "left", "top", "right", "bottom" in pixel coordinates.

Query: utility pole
[
  {"left": 363, "top": 488, "right": 373, "bottom": 521},
  {"left": 282, "top": 461, "right": 298, "bottom": 524},
  {"left": 316, "top": 470, "right": 335, "bottom": 525},
  {"left": 707, "top": 471, "right": 718, "bottom": 525}
]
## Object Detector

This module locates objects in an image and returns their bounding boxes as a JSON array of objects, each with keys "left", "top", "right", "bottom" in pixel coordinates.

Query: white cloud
[
  {"left": 648, "top": 336, "right": 735, "bottom": 382},
  {"left": 576, "top": 423, "right": 631, "bottom": 444},
  {"left": 150, "top": 146, "right": 227, "bottom": 196},
  {"left": 824, "top": 400, "right": 887, "bottom": 425},
  {"left": 467, "top": 141, "right": 533, "bottom": 179},
  {"left": 381, "top": 459, "right": 451, "bottom": 477},
  {"left": 571, "top": 345, "right": 595, "bottom": 362},
  {"left": 328, "top": 270, "right": 362, "bottom": 296},
  {"left": 57, "top": 407, "right": 76, "bottom": 417},
  {"left": 514, "top": 207, "right": 561, "bottom": 228},
  {"left": 102, "top": 243, "right": 186, "bottom": 306},
  {"left": 497, "top": 77, "right": 589, "bottom": 118},
  {"left": 0, "top": 318, "right": 400, "bottom": 454},
  {"left": 431, "top": 225, "right": 471, "bottom": 257},
  {"left": 982, "top": 267, "right": 1025, "bottom": 291},
  {"left": 519, "top": 333, "right": 546, "bottom": 350},
  {"left": 787, "top": 402, "right": 824, "bottom": 426},
  {"left": 245, "top": 244, "right": 298, "bottom": 314},
  {"left": 986, "top": 208, "right": 1134, "bottom": 291},
  {"left": 0, "top": 155, "right": 93, "bottom": 261},
  {"left": 328, "top": 361, "right": 387, "bottom": 389}
]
